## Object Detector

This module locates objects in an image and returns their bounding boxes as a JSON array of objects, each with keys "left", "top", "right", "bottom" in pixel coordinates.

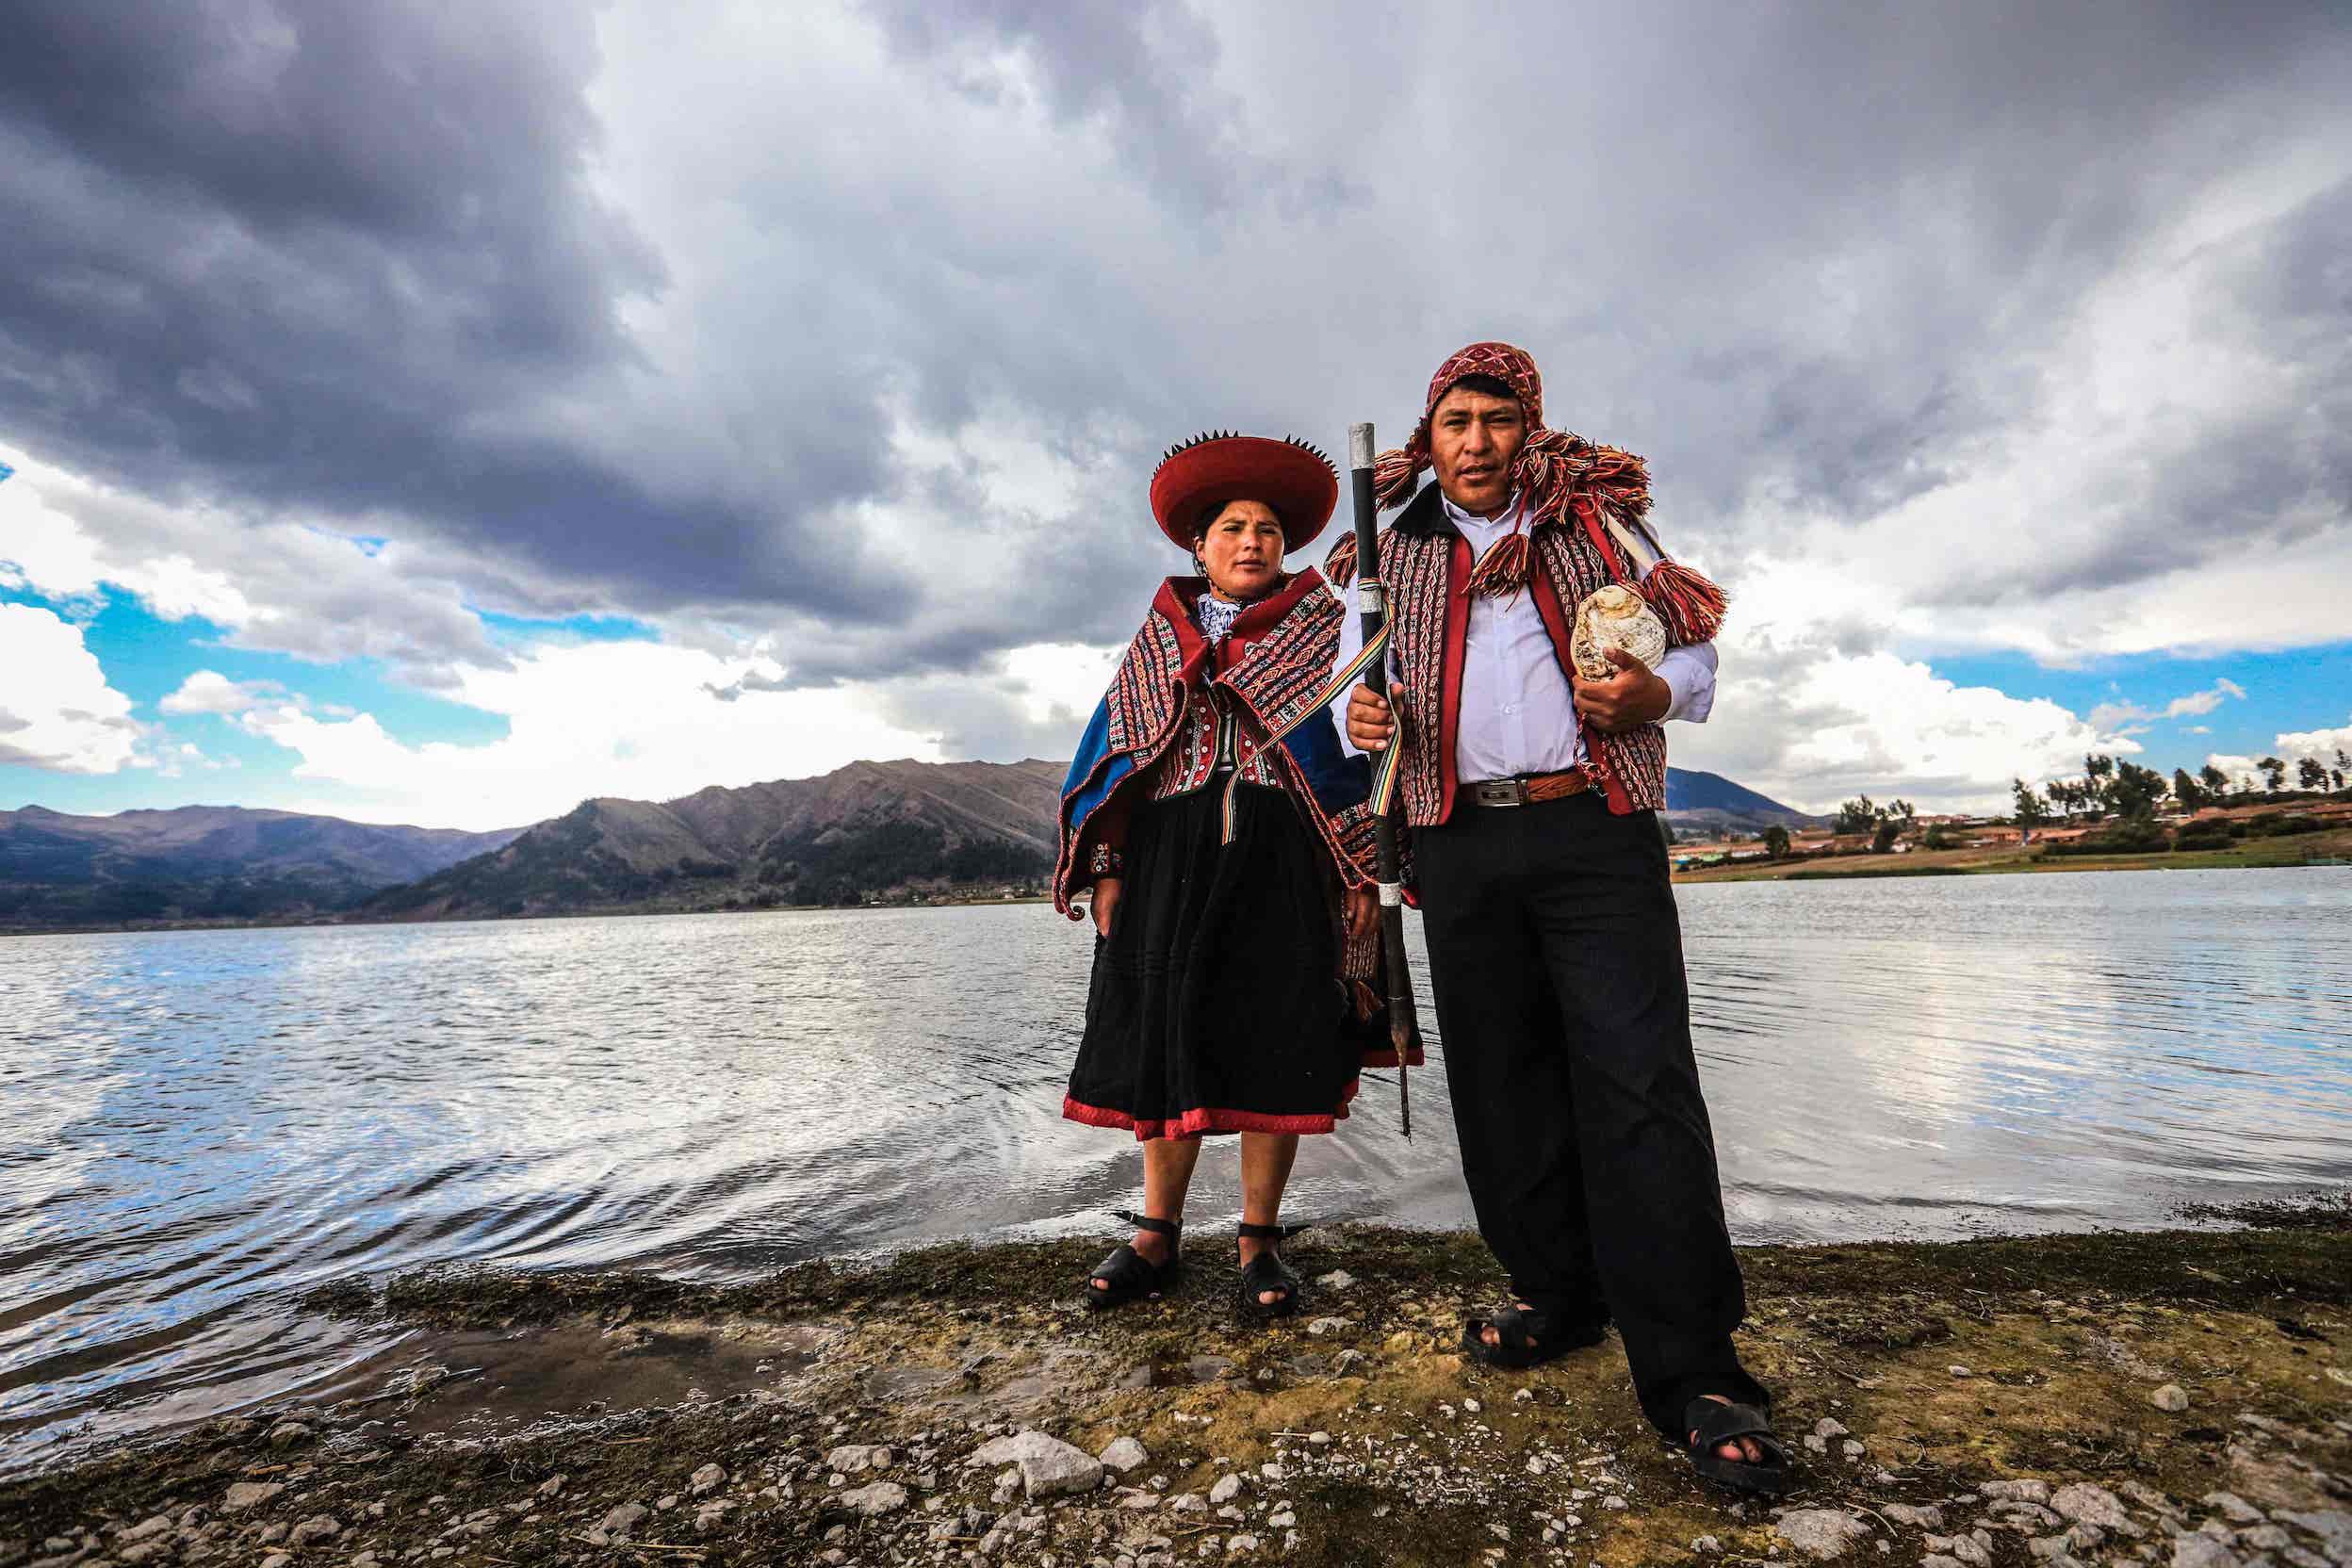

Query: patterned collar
[{"left": 1194, "top": 592, "right": 1247, "bottom": 644}]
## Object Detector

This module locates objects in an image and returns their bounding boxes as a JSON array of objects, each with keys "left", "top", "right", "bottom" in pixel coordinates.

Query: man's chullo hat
[
  {"left": 1149, "top": 432, "right": 1338, "bottom": 553},
  {"left": 1339, "top": 340, "right": 1726, "bottom": 645}
]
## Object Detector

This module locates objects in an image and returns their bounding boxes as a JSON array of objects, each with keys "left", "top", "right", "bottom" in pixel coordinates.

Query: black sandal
[
  {"left": 1459, "top": 1303, "right": 1609, "bottom": 1368},
  {"left": 1085, "top": 1211, "right": 1181, "bottom": 1311},
  {"left": 1236, "top": 1220, "right": 1308, "bottom": 1319},
  {"left": 1681, "top": 1398, "right": 1796, "bottom": 1496}
]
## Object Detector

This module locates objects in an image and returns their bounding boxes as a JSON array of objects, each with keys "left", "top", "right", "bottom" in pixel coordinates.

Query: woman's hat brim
[{"left": 1149, "top": 433, "right": 1338, "bottom": 552}]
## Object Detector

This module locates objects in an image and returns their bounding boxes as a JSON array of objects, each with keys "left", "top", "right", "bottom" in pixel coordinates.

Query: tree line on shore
[
  {"left": 1734, "top": 745, "right": 2351, "bottom": 865},
  {"left": 2012, "top": 746, "right": 2350, "bottom": 827}
]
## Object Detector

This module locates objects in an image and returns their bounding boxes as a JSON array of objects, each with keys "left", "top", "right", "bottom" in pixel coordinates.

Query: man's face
[{"left": 1429, "top": 385, "right": 1525, "bottom": 516}]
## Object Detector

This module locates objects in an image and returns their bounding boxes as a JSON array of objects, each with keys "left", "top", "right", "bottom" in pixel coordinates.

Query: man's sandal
[
  {"left": 1459, "top": 1304, "right": 1609, "bottom": 1369},
  {"left": 1681, "top": 1398, "right": 1796, "bottom": 1496},
  {"left": 1085, "top": 1212, "right": 1181, "bottom": 1311},
  {"left": 1235, "top": 1220, "right": 1310, "bottom": 1320}
]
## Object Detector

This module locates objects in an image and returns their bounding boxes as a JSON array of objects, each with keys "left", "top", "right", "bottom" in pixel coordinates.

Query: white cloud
[
  {"left": 221, "top": 637, "right": 956, "bottom": 830},
  {"left": 159, "top": 670, "right": 287, "bottom": 715},
  {"left": 0, "top": 444, "right": 508, "bottom": 681},
  {"left": 0, "top": 604, "right": 142, "bottom": 774},
  {"left": 2273, "top": 713, "right": 2352, "bottom": 761},
  {"left": 2086, "top": 677, "right": 2249, "bottom": 732}
]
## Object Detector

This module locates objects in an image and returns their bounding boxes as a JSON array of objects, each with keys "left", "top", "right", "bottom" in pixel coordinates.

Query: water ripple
[{"left": 1, "top": 869, "right": 2347, "bottom": 1474}]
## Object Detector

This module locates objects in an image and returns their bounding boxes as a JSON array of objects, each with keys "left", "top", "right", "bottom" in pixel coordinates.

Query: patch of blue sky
[
  {"left": 1, "top": 586, "right": 531, "bottom": 817},
  {"left": 476, "top": 610, "right": 661, "bottom": 648},
  {"left": 1927, "top": 645, "right": 2352, "bottom": 772}
]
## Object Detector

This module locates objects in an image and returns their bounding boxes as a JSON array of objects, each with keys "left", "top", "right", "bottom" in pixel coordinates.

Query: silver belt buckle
[{"left": 1471, "top": 778, "right": 1527, "bottom": 808}]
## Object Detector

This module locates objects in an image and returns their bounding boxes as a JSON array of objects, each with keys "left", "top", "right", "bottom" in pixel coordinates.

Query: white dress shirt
[{"left": 1330, "top": 490, "right": 1717, "bottom": 779}]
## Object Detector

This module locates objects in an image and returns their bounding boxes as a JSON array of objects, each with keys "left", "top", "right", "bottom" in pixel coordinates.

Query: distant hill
[
  {"left": 2, "top": 759, "right": 1820, "bottom": 932},
  {"left": 366, "top": 758, "right": 1065, "bottom": 920},
  {"left": 368, "top": 758, "right": 1817, "bottom": 921},
  {"left": 0, "top": 805, "right": 524, "bottom": 929},
  {"left": 1662, "top": 769, "right": 1826, "bottom": 835}
]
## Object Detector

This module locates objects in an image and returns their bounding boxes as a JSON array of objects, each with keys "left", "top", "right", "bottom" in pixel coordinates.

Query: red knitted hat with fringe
[
  {"left": 1149, "top": 432, "right": 1338, "bottom": 552},
  {"left": 1419, "top": 340, "right": 1544, "bottom": 433},
  {"left": 1335, "top": 340, "right": 1727, "bottom": 644}
]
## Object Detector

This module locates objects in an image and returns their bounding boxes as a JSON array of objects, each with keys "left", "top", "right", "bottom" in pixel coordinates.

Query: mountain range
[
  {"left": 366, "top": 759, "right": 1063, "bottom": 920},
  {"left": 3, "top": 760, "right": 1819, "bottom": 930},
  {"left": 0, "top": 805, "right": 523, "bottom": 928}
]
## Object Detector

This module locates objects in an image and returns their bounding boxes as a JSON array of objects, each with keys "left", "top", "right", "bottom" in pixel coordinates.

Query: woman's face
[{"left": 1195, "top": 500, "right": 1285, "bottom": 601}]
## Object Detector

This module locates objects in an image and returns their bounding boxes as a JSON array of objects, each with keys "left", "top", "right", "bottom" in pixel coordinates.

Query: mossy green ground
[{"left": 6, "top": 1209, "right": 2347, "bottom": 1567}]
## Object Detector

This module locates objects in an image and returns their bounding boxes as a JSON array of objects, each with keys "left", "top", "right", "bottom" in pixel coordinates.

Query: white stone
[
  {"left": 1984, "top": 1480, "right": 2053, "bottom": 1505},
  {"left": 690, "top": 1463, "right": 727, "bottom": 1496},
  {"left": 2052, "top": 1484, "right": 2135, "bottom": 1533},
  {"left": 1812, "top": 1418, "right": 1851, "bottom": 1439},
  {"left": 596, "top": 1502, "right": 649, "bottom": 1543},
  {"left": 828, "top": 1444, "right": 884, "bottom": 1473},
  {"left": 1306, "top": 1317, "right": 1352, "bottom": 1337},
  {"left": 1101, "top": 1437, "right": 1150, "bottom": 1474},
  {"left": 1208, "top": 1474, "right": 1243, "bottom": 1505},
  {"left": 2170, "top": 1536, "right": 2239, "bottom": 1568},
  {"left": 840, "top": 1481, "right": 908, "bottom": 1518},
  {"left": 1777, "top": 1510, "right": 1871, "bottom": 1560},
  {"left": 287, "top": 1514, "right": 341, "bottom": 1548},
  {"left": 1885, "top": 1505, "right": 1945, "bottom": 1529},
  {"left": 223, "top": 1481, "right": 285, "bottom": 1513},
  {"left": 2202, "top": 1494, "right": 2262, "bottom": 1525},
  {"left": 2151, "top": 1384, "right": 2193, "bottom": 1413}
]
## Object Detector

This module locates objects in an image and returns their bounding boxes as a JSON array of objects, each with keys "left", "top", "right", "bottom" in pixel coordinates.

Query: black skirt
[{"left": 1064, "top": 780, "right": 1373, "bottom": 1140}]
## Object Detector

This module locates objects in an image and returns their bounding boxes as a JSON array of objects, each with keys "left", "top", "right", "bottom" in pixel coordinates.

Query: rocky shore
[{"left": 4, "top": 1211, "right": 2346, "bottom": 1568}]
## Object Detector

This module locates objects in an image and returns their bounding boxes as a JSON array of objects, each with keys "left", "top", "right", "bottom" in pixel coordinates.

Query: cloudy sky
[{"left": 3, "top": 0, "right": 2346, "bottom": 830}]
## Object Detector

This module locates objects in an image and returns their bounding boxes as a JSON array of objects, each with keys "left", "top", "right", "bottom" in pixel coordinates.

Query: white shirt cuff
[{"left": 1657, "top": 644, "right": 1716, "bottom": 725}]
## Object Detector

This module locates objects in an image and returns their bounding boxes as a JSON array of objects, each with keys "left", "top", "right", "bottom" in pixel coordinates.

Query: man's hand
[
  {"left": 1348, "top": 682, "right": 1407, "bottom": 752},
  {"left": 1345, "top": 882, "right": 1378, "bottom": 942},
  {"left": 1572, "top": 645, "right": 1672, "bottom": 733},
  {"left": 1091, "top": 876, "right": 1121, "bottom": 939}
]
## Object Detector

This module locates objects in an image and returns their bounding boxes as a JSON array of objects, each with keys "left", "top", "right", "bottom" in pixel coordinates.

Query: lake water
[{"left": 3, "top": 868, "right": 2347, "bottom": 1476}]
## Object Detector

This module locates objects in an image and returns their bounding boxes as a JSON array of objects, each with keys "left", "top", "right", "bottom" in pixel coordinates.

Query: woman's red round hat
[{"left": 1148, "top": 432, "right": 1338, "bottom": 552}]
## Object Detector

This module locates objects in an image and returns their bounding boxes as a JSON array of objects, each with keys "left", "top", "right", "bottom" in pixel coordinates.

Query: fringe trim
[
  {"left": 1323, "top": 532, "right": 1358, "bottom": 587},
  {"left": 1462, "top": 529, "right": 1531, "bottom": 600},
  {"left": 1062, "top": 1090, "right": 1355, "bottom": 1142},
  {"left": 1639, "top": 559, "right": 1727, "bottom": 645}
]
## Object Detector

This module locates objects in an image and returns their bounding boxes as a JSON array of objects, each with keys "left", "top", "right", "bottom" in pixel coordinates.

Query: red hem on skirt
[{"left": 1063, "top": 1085, "right": 1358, "bottom": 1143}]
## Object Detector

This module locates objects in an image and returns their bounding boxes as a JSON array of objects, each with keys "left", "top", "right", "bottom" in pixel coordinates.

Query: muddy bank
[{"left": 5, "top": 1215, "right": 2348, "bottom": 1568}]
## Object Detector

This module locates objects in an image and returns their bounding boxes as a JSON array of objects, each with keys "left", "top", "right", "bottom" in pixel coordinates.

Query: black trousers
[{"left": 1415, "top": 790, "right": 1766, "bottom": 1438}]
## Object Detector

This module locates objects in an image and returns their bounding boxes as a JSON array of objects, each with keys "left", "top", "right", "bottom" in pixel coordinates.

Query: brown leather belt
[{"left": 1466, "top": 770, "right": 1591, "bottom": 808}]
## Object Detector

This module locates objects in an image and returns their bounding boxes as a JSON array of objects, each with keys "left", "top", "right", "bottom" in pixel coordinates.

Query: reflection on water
[{"left": 2, "top": 868, "right": 2346, "bottom": 1474}]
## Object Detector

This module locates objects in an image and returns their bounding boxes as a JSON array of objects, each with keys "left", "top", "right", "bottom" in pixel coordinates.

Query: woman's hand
[
  {"left": 1091, "top": 877, "right": 1122, "bottom": 939},
  {"left": 1345, "top": 882, "right": 1378, "bottom": 943}
]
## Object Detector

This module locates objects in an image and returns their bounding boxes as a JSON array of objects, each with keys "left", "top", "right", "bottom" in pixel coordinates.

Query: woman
[{"left": 1054, "top": 432, "right": 1413, "bottom": 1318}]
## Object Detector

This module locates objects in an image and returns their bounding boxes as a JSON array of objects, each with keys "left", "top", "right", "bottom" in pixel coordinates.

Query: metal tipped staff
[{"left": 1350, "top": 421, "right": 1421, "bottom": 1136}]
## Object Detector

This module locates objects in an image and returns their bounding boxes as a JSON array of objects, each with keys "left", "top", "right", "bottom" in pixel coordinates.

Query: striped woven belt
[{"left": 1466, "top": 771, "right": 1591, "bottom": 808}]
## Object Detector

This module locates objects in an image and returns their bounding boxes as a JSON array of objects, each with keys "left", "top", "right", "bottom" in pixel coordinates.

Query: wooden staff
[{"left": 1350, "top": 421, "right": 1422, "bottom": 1136}]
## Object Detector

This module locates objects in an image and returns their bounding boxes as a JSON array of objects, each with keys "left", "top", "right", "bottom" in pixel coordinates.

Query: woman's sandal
[
  {"left": 1681, "top": 1398, "right": 1797, "bottom": 1496},
  {"left": 1085, "top": 1212, "right": 1181, "bottom": 1312},
  {"left": 1235, "top": 1220, "right": 1308, "bottom": 1320},
  {"left": 1459, "top": 1303, "right": 1609, "bottom": 1369}
]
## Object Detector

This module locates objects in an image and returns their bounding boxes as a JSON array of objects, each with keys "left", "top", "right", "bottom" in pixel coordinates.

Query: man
[{"left": 1331, "top": 342, "right": 1790, "bottom": 1494}]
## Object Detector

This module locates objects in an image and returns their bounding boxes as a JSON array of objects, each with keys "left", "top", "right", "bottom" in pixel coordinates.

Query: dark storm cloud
[
  {"left": 0, "top": 0, "right": 911, "bottom": 625},
  {"left": 3, "top": 0, "right": 2346, "bottom": 702}
]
